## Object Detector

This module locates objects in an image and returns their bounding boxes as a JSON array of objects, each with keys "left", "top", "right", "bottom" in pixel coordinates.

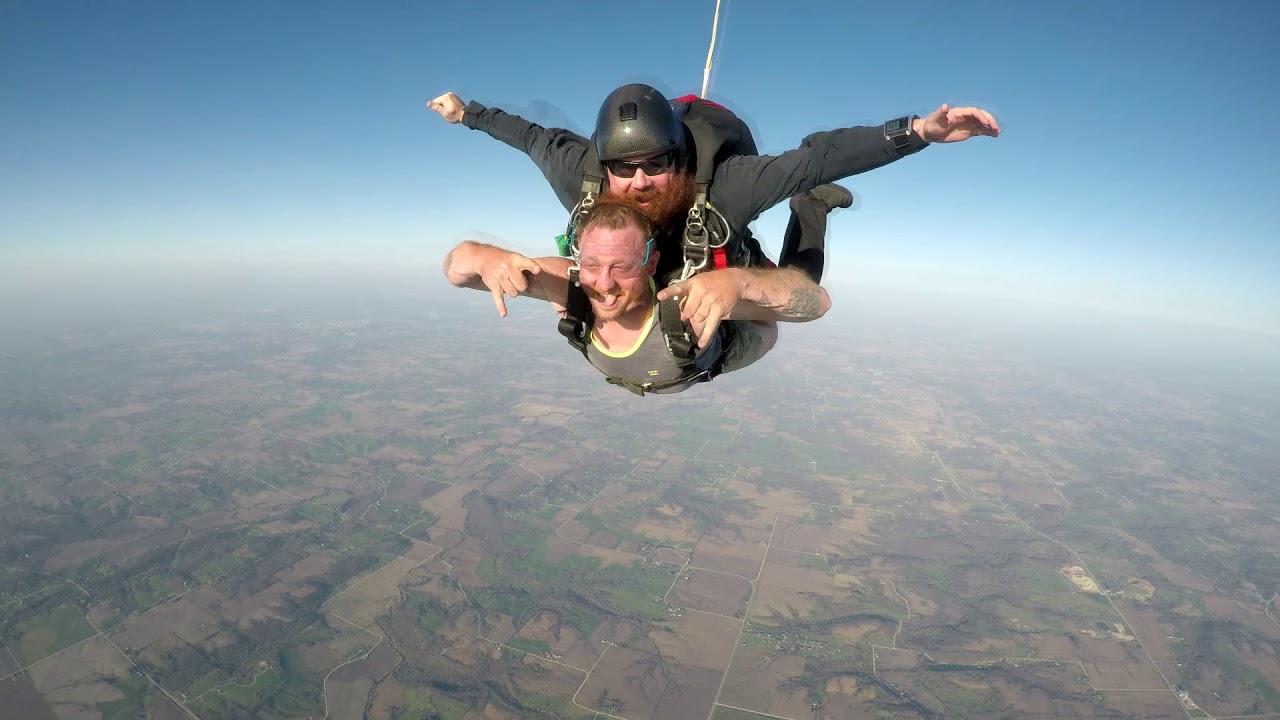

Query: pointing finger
[{"left": 491, "top": 285, "right": 508, "bottom": 317}]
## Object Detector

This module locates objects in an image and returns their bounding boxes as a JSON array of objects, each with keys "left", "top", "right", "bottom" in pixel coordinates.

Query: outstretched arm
[
  {"left": 712, "top": 103, "right": 1001, "bottom": 229},
  {"left": 442, "top": 240, "right": 572, "bottom": 317},
  {"left": 656, "top": 266, "right": 831, "bottom": 349},
  {"left": 427, "top": 92, "right": 589, "bottom": 211}
]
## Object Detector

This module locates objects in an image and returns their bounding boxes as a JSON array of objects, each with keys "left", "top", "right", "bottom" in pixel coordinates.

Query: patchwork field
[{"left": 2, "top": 285, "right": 1276, "bottom": 720}]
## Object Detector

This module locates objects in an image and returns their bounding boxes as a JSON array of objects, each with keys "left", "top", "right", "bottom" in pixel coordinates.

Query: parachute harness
[{"left": 676, "top": 193, "right": 731, "bottom": 282}]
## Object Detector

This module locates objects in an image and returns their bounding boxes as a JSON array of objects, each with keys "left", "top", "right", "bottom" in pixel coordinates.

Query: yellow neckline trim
[{"left": 589, "top": 278, "right": 657, "bottom": 359}]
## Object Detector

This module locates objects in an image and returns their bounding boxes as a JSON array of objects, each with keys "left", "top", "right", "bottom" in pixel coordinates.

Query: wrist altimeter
[{"left": 884, "top": 115, "right": 919, "bottom": 152}]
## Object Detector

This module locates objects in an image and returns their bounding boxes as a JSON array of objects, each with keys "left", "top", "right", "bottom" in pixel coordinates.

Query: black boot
[
  {"left": 806, "top": 183, "right": 854, "bottom": 212},
  {"left": 778, "top": 184, "right": 854, "bottom": 284}
]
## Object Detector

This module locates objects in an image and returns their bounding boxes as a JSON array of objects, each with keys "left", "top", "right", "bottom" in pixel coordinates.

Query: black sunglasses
[{"left": 604, "top": 151, "right": 676, "bottom": 179}]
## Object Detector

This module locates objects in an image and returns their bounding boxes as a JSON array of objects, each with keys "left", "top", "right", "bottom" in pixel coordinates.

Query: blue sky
[{"left": 2, "top": 0, "right": 1277, "bottom": 334}]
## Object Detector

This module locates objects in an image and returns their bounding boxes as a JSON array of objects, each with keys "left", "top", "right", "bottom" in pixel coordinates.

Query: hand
[
  {"left": 915, "top": 104, "right": 1001, "bottom": 143},
  {"left": 427, "top": 92, "right": 466, "bottom": 124},
  {"left": 656, "top": 270, "right": 742, "bottom": 350},
  {"left": 480, "top": 251, "right": 541, "bottom": 317}
]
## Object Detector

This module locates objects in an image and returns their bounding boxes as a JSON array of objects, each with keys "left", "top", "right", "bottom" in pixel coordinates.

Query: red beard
[{"left": 609, "top": 171, "right": 697, "bottom": 235}]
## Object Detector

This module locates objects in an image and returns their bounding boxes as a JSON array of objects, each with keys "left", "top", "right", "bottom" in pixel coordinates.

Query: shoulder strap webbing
[
  {"left": 658, "top": 295, "right": 697, "bottom": 371},
  {"left": 556, "top": 267, "right": 592, "bottom": 357}
]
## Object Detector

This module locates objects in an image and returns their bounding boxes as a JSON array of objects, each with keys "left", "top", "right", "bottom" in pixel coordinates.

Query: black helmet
[{"left": 593, "top": 83, "right": 685, "bottom": 162}]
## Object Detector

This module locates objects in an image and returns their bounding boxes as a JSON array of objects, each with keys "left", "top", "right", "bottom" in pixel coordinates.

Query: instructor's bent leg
[{"left": 779, "top": 195, "right": 831, "bottom": 284}]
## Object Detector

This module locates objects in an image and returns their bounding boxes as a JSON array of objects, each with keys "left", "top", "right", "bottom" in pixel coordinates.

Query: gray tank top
[{"left": 585, "top": 295, "right": 722, "bottom": 395}]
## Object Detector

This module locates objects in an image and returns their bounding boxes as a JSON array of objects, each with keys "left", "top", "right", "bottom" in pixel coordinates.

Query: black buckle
[{"left": 667, "top": 335, "right": 696, "bottom": 360}]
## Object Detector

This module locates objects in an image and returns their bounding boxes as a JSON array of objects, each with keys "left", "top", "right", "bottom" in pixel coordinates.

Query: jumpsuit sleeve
[
  {"left": 461, "top": 101, "right": 590, "bottom": 212},
  {"left": 710, "top": 123, "right": 930, "bottom": 230}
]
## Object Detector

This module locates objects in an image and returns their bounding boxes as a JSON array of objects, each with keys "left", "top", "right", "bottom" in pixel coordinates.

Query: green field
[{"left": 14, "top": 602, "right": 96, "bottom": 666}]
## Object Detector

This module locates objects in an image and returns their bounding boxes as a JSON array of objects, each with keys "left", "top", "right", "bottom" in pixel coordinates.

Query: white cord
[{"left": 700, "top": 0, "right": 723, "bottom": 99}]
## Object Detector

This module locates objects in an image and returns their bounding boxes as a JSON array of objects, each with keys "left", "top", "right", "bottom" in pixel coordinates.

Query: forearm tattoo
[{"left": 783, "top": 288, "right": 822, "bottom": 318}]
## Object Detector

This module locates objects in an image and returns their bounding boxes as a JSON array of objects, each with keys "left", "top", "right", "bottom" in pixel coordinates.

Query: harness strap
[
  {"left": 556, "top": 267, "right": 592, "bottom": 357},
  {"left": 605, "top": 371, "right": 711, "bottom": 397},
  {"left": 658, "top": 295, "right": 697, "bottom": 371}
]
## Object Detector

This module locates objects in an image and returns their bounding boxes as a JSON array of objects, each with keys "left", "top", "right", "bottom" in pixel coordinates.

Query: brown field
[
  {"left": 1019, "top": 632, "right": 1078, "bottom": 660},
  {"left": 366, "top": 679, "right": 406, "bottom": 720},
  {"left": 422, "top": 481, "right": 473, "bottom": 515},
  {"left": 575, "top": 481, "right": 633, "bottom": 513},
  {"left": 560, "top": 616, "right": 622, "bottom": 670},
  {"left": 997, "top": 480, "right": 1064, "bottom": 505},
  {"left": 428, "top": 499, "right": 470, "bottom": 533},
  {"left": 1082, "top": 661, "right": 1166, "bottom": 689},
  {"left": 332, "top": 639, "right": 400, "bottom": 682},
  {"left": 0, "top": 433, "right": 39, "bottom": 466},
  {"left": 383, "top": 474, "right": 454, "bottom": 506},
  {"left": 1120, "top": 606, "right": 1175, "bottom": 661},
  {"left": 542, "top": 535, "right": 638, "bottom": 569},
  {"left": 26, "top": 635, "right": 134, "bottom": 719},
  {"left": 328, "top": 677, "right": 375, "bottom": 720},
  {"left": 874, "top": 646, "right": 921, "bottom": 671},
  {"left": 723, "top": 479, "right": 813, "bottom": 514},
  {"left": 1152, "top": 561, "right": 1217, "bottom": 593},
  {"left": 628, "top": 511, "right": 703, "bottom": 548},
  {"left": 751, "top": 560, "right": 833, "bottom": 624},
  {"left": 21, "top": 472, "right": 108, "bottom": 509},
  {"left": 720, "top": 650, "right": 815, "bottom": 719},
  {"left": 1204, "top": 593, "right": 1280, "bottom": 639},
  {"left": 506, "top": 651, "right": 591, "bottom": 715},
  {"left": 555, "top": 517, "right": 596, "bottom": 545},
  {"left": 879, "top": 663, "right": 1127, "bottom": 719},
  {"left": 959, "top": 637, "right": 1019, "bottom": 655},
  {"left": 639, "top": 612, "right": 740, "bottom": 671},
  {"left": 439, "top": 539, "right": 489, "bottom": 587},
  {"left": 832, "top": 619, "right": 893, "bottom": 646},
  {"left": 651, "top": 662, "right": 724, "bottom": 720},
  {"left": 0, "top": 641, "right": 18, "bottom": 676},
  {"left": 1182, "top": 659, "right": 1278, "bottom": 717},
  {"left": 0, "top": 674, "right": 57, "bottom": 720},
  {"left": 817, "top": 690, "right": 884, "bottom": 720},
  {"left": 1072, "top": 633, "right": 1139, "bottom": 665},
  {"left": 690, "top": 527, "right": 767, "bottom": 579},
  {"left": 576, "top": 645, "right": 669, "bottom": 719},
  {"left": 401, "top": 538, "right": 441, "bottom": 563},
  {"left": 296, "top": 616, "right": 376, "bottom": 671},
  {"left": 437, "top": 632, "right": 591, "bottom": 712},
  {"left": 1234, "top": 637, "right": 1280, "bottom": 697},
  {"left": 771, "top": 514, "right": 843, "bottom": 555},
  {"left": 511, "top": 609, "right": 585, "bottom": 659},
  {"left": 198, "top": 427, "right": 272, "bottom": 459},
  {"left": 517, "top": 452, "right": 573, "bottom": 480},
  {"left": 668, "top": 568, "right": 752, "bottom": 617},
  {"left": 109, "top": 594, "right": 222, "bottom": 665},
  {"left": 325, "top": 557, "right": 419, "bottom": 627},
  {"left": 43, "top": 519, "right": 185, "bottom": 572},
  {"left": 473, "top": 461, "right": 543, "bottom": 497},
  {"left": 726, "top": 505, "right": 780, "bottom": 534},
  {"left": 433, "top": 452, "right": 499, "bottom": 484},
  {"left": 1090, "top": 689, "right": 1190, "bottom": 719}
]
